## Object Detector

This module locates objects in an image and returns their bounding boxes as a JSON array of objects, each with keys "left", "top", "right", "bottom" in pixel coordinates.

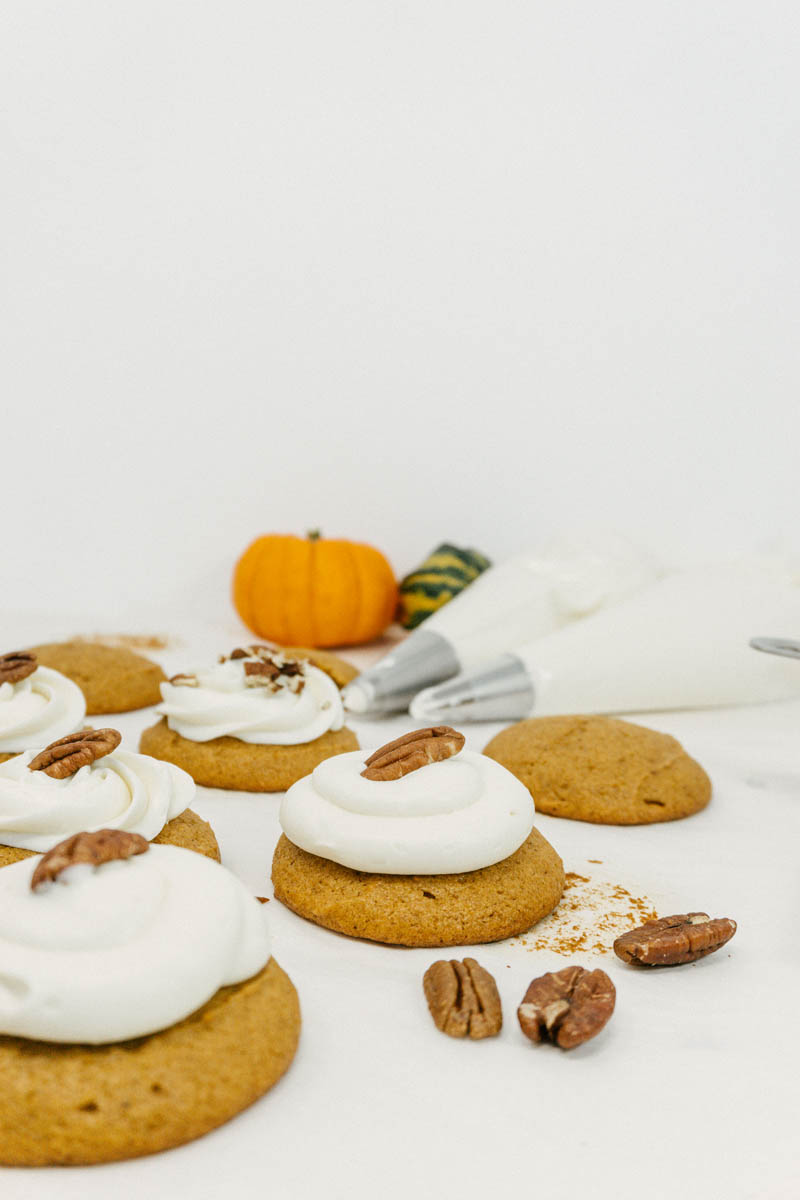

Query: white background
[
  {"left": 2, "top": 1, "right": 799, "bottom": 622},
  {"left": 2, "top": 4, "right": 800, "bottom": 1197}
]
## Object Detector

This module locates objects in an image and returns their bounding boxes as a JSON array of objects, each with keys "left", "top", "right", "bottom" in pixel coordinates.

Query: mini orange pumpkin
[{"left": 232, "top": 532, "right": 398, "bottom": 648}]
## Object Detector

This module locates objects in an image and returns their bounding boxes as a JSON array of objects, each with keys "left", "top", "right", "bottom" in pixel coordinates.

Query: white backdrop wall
[{"left": 2, "top": 2, "right": 798, "bottom": 626}]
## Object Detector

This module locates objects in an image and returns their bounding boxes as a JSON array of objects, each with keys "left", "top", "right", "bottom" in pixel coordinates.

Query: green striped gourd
[{"left": 398, "top": 544, "right": 491, "bottom": 629}]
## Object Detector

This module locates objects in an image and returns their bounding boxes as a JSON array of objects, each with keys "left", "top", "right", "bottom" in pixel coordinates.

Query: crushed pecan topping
[
  {"left": 423, "top": 958, "right": 502, "bottom": 1039},
  {"left": 222, "top": 644, "right": 278, "bottom": 663},
  {"left": 518, "top": 966, "right": 616, "bottom": 1050},
  {"left": 169, "top": 673, "right": 199, "bottom": 687},
  {"left": 28, "top": 728, "right": 122, "bottom": 779},
  {"left": 227, "top": 645, "right": 306, "bottom": 694},
  {"left": 613, "top": 912, "right": 737, "bottom": 967},
  {"left": 31, "top": 829, "right": 149, "bottom": 891},
  {"left": 0, "top": 650, "right": 38, "bottom": 685},
  {"left": 361, "top": 727, "right": 465, "bottom": 781}
]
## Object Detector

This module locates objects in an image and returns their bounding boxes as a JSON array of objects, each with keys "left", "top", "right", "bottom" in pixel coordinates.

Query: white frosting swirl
[
  {"left": 158, "top": 657, "right": 345, "bottom": 744},
  {"left": 0, "top": 749, "right": 194, "bottom": 852},
  {"left": 280, "top": 748, "right": 535, "bottom": 874},
  {"left": 0, "top": 667, "right": 86, "bottom": 754},
  {"left": 0, "top": 844, "right": 271, "bottom": 1043}
]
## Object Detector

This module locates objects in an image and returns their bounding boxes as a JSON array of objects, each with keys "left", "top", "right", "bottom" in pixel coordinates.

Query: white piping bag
[
  {"left": 342, "top": 535, "right": 657, "bottom": 715},
  {"left": 410, "top": 562, "right": 800, "bottom": 722}
]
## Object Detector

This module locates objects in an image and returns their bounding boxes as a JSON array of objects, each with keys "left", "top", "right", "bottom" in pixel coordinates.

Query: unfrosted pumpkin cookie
[
  {"left": 140, "top": 645, "right": 359, "bottom": 792},
  {"left": 483, "top": 715, "right": 711, "bottom": 825},
  {"left": 28, "top": 641, "right": 165, "bottom": 714},
  {"left": 0, "top": 834, "right": 299, "bottom": 1165},
  {"left": 272, "top": 727, "right": 565, "bottom": 947},
  {"left": 0, "top": 728, "right": 220, "bottom": 867}
]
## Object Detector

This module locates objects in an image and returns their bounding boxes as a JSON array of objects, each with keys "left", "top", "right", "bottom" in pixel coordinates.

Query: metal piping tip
[
  {"left": 750, "top": 636, "right": 800, "bottom": 660},
  {"left": 342, "top": 629, "right": 461, "bottom": 715},
  {"left": 410, "top": 654, "right": 536, "bottom": 723}
]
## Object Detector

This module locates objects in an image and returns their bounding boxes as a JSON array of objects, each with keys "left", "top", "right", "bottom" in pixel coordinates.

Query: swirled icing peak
[
  {"left": 279, "top": 746, "right": 535, "bottom": 874},
  {"left": 157, "top": 648, "right": 344, "bottom": 744},
  {"left": 0, "top": 843, "right": 271, "bottom": 1043},
  {"left": 0, "top": 666, "right": 86, "bottom": 755},
  {"left": 0, "top": 745, "right": 194, "bottom": 852}
]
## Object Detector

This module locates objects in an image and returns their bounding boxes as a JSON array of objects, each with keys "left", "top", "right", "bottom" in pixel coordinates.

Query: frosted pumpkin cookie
[
  {"left": 0, "top": 830, "right": 300, "bottom": 1165},
  {"left": 0, "top": 650, "right": 85, "bottom": 765},
  {"left": 272, "top": 726, "right": 565, "bottom": 947},
  {"left": 140, "top": 645, "right": 359, "bottom": 792},
  {"left": 483, "top": 715, "right": 711, "bottom": 825},
  {"left": 28, "top": 641, "right": 166, "bottom": 714},
  {"left": 0, "top": 727, "right": 219, "bottom": 869}
]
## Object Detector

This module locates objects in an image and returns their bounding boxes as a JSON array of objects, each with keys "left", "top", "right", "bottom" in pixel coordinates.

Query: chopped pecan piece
[
  {"left": 362, "top": 727, "right": 466, "bottom": 781},
  {"left": 518, "top": 966, "right": 616, "bottom": 1049},
  {"left": 613, "top": 912, "right": 737, "bottom": 967},
  {"left": 244, "top": 659, "right": 281, "bottom": 682},
  {"left": 423, "top": 958, "right": 502, "bottom": 1039},
  {"left": 224, "top": 644, "right": 278, "bottom": 662},
  {"left": 168, "top": 672, "right": 199, "bottom": 686},
  {"left": 0, "top": 650, "right": 37, "bottom": 685},
  {"left": 242, "top": 651, "right": 305, "bottom": 693},
  {"left": 31, "top": 829, "right": 149, "bottom": 891},
  {"left": 28, "top": 728, "right": 122, "bottom": 779}
]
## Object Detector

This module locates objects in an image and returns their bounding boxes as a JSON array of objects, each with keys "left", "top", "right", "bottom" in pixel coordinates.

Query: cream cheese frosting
[
  {"left": 0, "top": 748, "right": 194, "bottom": 852},
  {"left": 279, "top": 748, "right": 535, "bottom": 874},
  {"left": 0, "top": 844, "right": 271, "bottom": 1043},
  {"left": 157, "top": 655, "right": 345, "bottom": 744},
  {"left": 0, "top": 667, "right": 85, "bottom": 755}
]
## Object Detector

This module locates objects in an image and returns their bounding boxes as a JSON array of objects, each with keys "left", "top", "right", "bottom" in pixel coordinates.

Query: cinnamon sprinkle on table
[{"left": 512, "top": 871, "right": 658, "bottom": 957}]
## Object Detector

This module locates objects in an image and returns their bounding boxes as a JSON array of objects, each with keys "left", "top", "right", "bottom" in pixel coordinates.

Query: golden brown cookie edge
[
  {"left": 139, "top": 718, "right": 360, "bottom": 792},
  {"left": 0, "top": 958, "right": 300, "bottom": 1166},
  {"left": 271, "top": 828, "right": 565, "bottom": 947}
]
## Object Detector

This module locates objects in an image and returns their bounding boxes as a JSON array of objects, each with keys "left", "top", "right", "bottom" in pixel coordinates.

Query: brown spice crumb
[
  {"left": 513, "top": 872, "right": 658, "bottom": 957},
  {"left": 587, "top": 859, "right": 603, "bottom": 864}
]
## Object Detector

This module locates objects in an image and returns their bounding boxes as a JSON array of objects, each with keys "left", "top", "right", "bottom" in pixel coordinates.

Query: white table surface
[{"left": 3, "top": 615, "right": 799, "bottom": 1200}]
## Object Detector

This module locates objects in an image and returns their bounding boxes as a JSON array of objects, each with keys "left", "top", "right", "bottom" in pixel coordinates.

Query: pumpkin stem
[{"left": 306, "top": 529, "right": 322, "bottom": 542}]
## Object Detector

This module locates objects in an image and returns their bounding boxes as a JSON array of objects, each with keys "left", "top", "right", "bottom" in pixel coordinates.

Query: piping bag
[
  {"left": 342, "top": 535, "right": 657, "bottom": 715},
  {"left": 410, "top": 562, "right": 800, "bottom": 722}
]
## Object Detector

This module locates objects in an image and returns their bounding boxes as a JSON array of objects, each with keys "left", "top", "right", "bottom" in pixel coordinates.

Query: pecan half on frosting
[
  {"left": 31, "top": 829, "right": 149, "bottom": 891},
  {"left": 613, "top": 912, "right": 737, "bottom": 967},
  {"left": 361, "top": 726, "right": 465, "bottom": 781},
  {"left": 424, "top": 958, "right": 502, "bottom": 1039},
  {"left": 28, "top": 728, "right": 122, "bottom": 779},
  {"left": 0, "top": 650, "right": 37, "bottom": 685},
  {"left": 518, "top": 966, "right": 616, "bottom": 1050}
]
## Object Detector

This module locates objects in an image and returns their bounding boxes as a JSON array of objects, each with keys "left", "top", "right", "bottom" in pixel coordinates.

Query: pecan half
[
  {"left": 28, "top": 728, "right": 122, "bottom": 779},
  {"left": 362, "top": 727, "right": 465, "bottom": 781},
  {"left": 0, "top": 650, "right": 37, "bottom": 685},
  {"left": 423, "top": 958, "right": 502, "bottom": 1039},
  {"left": 31, "top": 829, "right": 149, "bottom": 891},
  {"left": 518, "top": 966, "right": 616, "bottom": 1050},
  {"left": 613, "top": 912, "right": 737, "bottom": 967}
]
